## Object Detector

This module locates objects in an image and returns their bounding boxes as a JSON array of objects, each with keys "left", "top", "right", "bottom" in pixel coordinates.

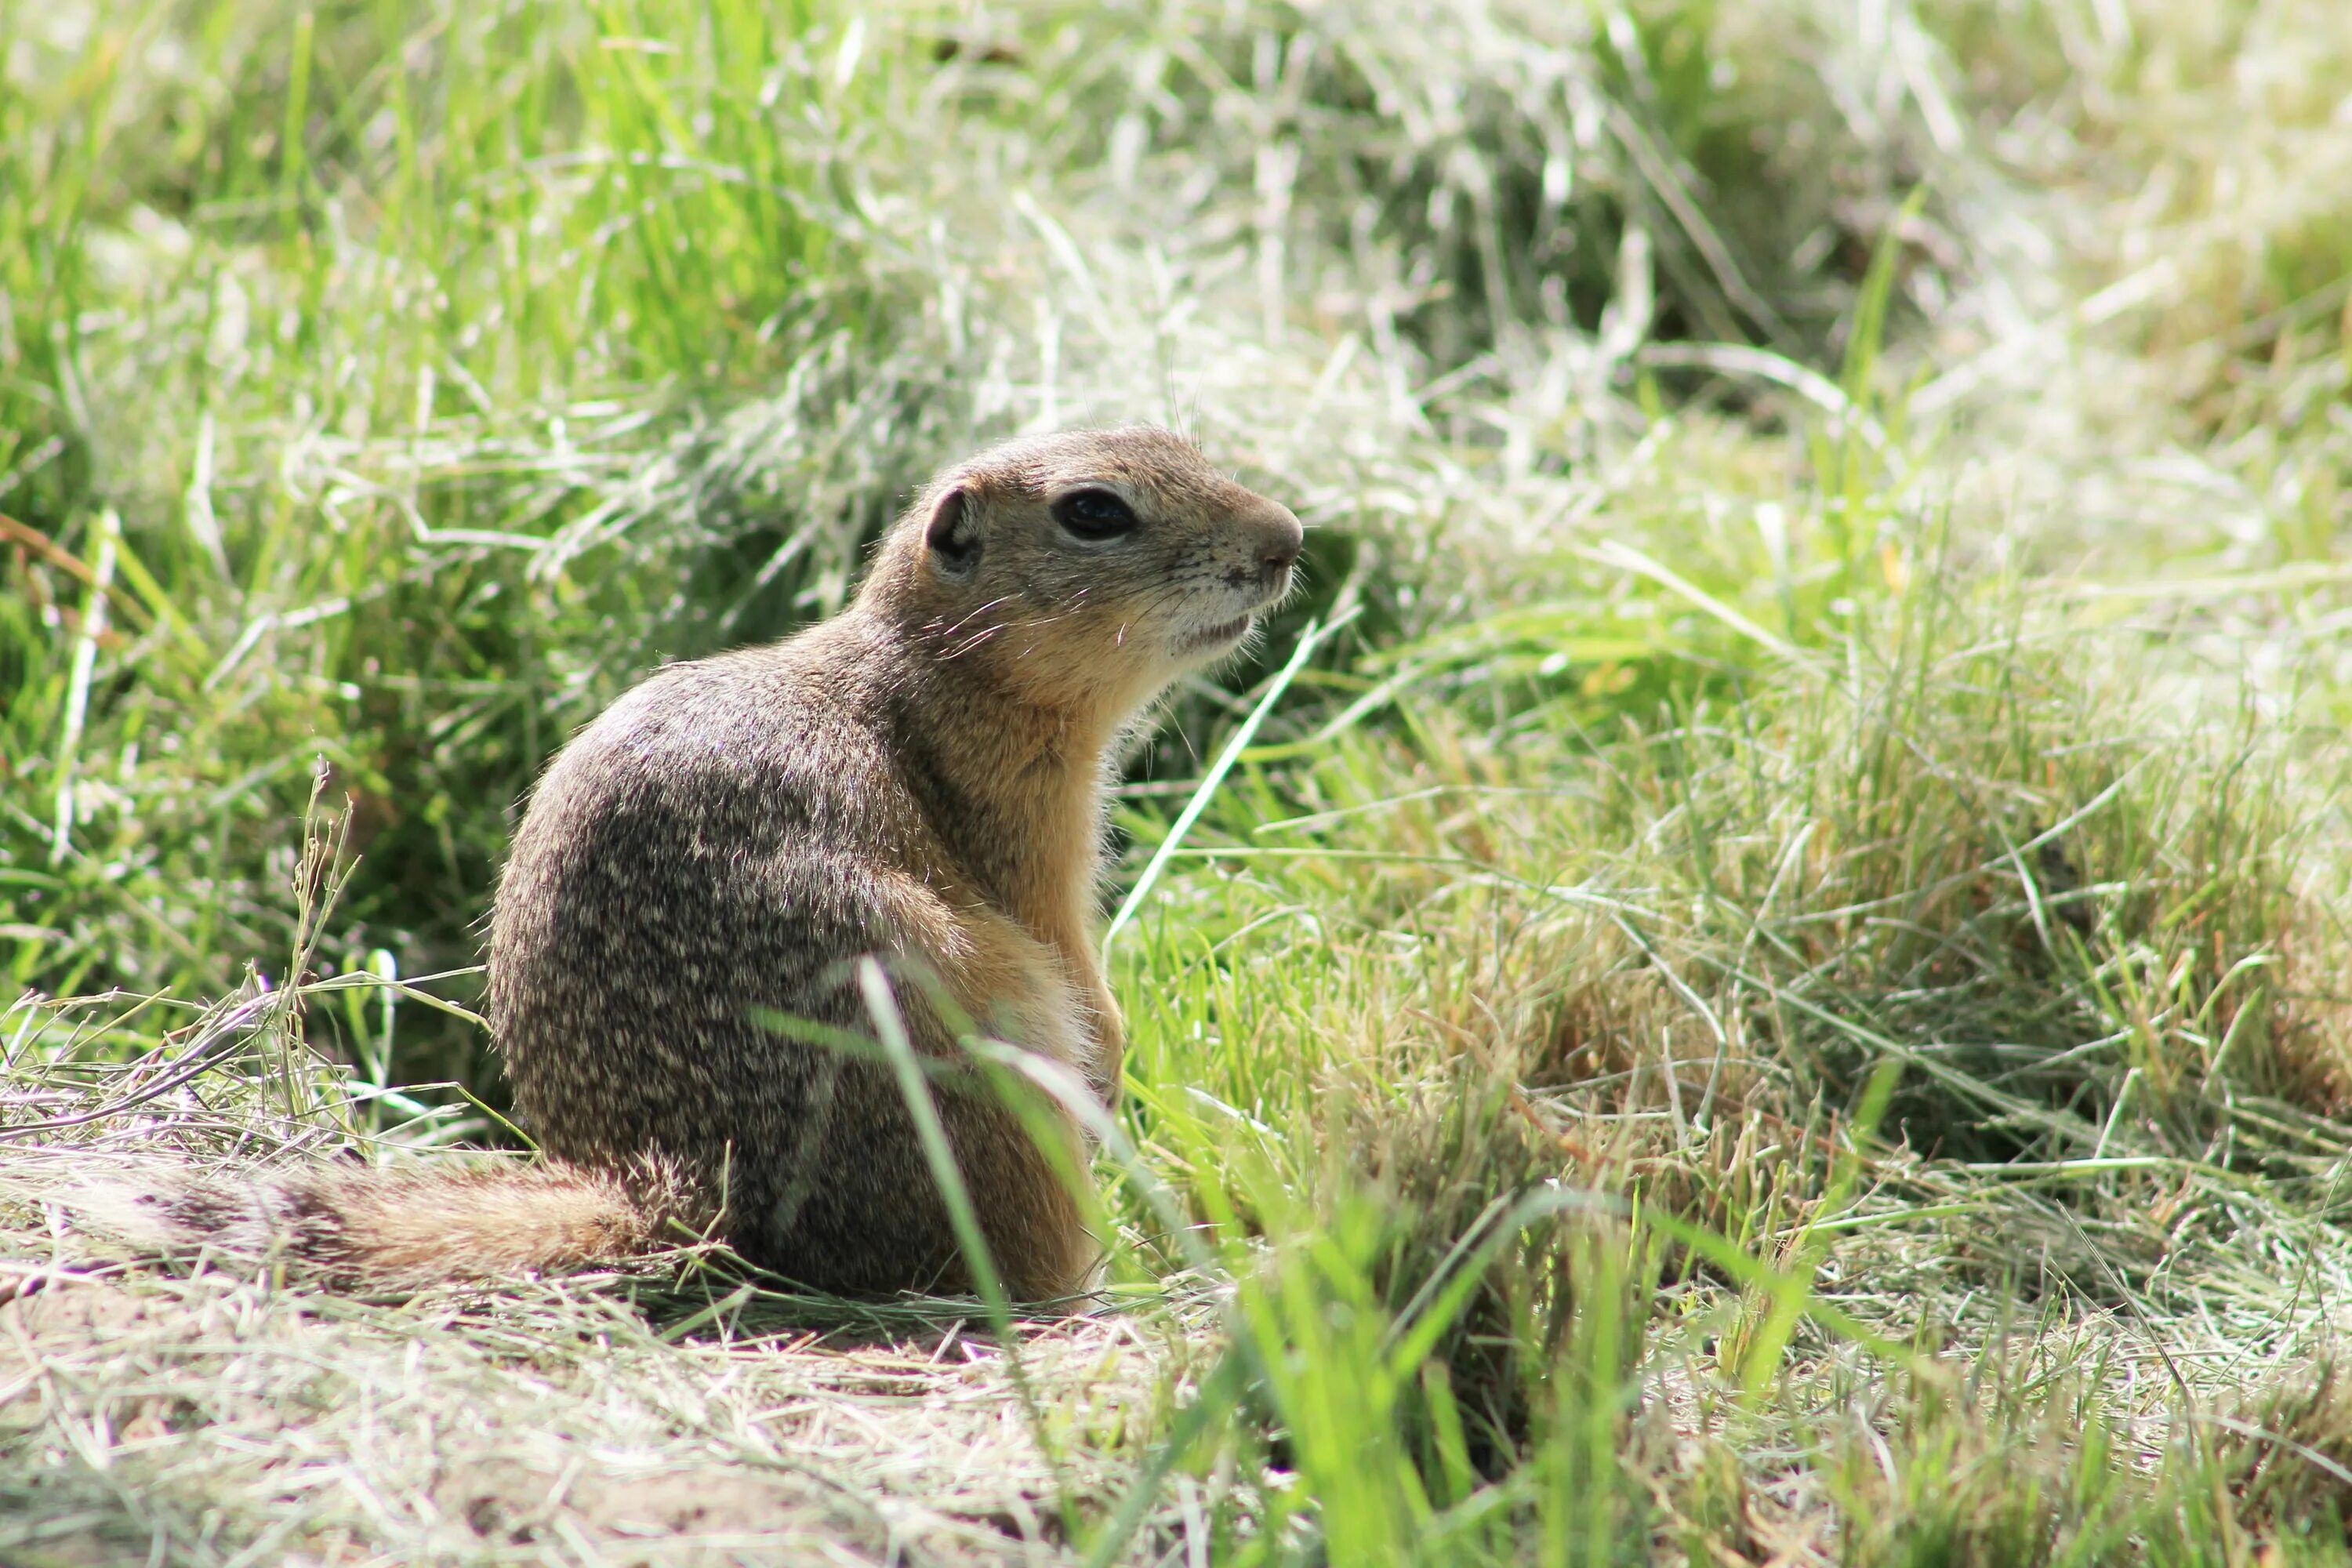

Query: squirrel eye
[{"left": 1053, "top": 488, "right": 1138, "bottom": 541}]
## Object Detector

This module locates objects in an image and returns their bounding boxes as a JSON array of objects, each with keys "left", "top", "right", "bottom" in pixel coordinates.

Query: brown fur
[
  {"left": 89, "top": 429, "right": 1301, "bottom": 1301},
  {"left": 68, "top": 1156, "right": 699, "bottom": 1289}
]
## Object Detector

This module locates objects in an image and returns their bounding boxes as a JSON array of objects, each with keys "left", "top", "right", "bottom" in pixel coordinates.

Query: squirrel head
[{"left": 863, "top": 426, "right": 1305, "bottom": 720}]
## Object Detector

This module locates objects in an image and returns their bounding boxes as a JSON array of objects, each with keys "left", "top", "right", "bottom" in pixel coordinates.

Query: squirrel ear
[{"left": 924, "top": 485, "right": 981, "bottom": 574}]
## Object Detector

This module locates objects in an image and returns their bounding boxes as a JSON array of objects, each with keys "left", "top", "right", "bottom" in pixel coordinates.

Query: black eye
[{"left": 1053, "top": 488, "right": 1138, "bottom": 541}]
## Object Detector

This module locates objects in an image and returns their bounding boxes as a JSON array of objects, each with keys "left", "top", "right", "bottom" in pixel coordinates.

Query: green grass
[{"left": 5, "top": 0, "right": 2352, "bottom": 1563}]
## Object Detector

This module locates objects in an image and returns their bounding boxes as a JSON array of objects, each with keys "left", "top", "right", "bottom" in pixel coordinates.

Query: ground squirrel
[{"left": 90, "top": 427, "right": 1302, "bottom": 1300}]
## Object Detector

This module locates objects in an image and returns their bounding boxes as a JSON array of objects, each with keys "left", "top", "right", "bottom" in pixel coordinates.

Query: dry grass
[{"left": 0, "top": 1261, "right": 1174, "bottom": 1565}]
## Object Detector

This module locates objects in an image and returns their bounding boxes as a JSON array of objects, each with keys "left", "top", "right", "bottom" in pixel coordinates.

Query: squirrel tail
[{"left": 67, "top": 1156, "right": 710, "bottom": 1287}]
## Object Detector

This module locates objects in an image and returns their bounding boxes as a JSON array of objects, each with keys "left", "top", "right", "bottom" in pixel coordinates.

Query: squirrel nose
[{"left": 1258, "top": 507, "right": 1305, "bottom": 574}]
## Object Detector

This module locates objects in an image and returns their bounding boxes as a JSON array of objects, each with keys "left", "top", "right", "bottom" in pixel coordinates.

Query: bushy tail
[{"left": 66, "top": 1157, "right": 710, "bottom": 1288}]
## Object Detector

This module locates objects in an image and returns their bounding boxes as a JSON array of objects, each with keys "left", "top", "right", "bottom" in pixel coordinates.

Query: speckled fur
[
  {"left": 165, "top": 426, "right": 1295, "bottom": 1301},
  {"left": 73, "top": 1158, "right": 695, "bottom": 1289},
  {"left": 489, "top": 426, "right": 1301, "bottom": 1298}
]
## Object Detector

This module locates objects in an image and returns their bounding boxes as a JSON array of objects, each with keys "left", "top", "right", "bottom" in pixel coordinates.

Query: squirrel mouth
[{"left": 1179, "top": 615, "right": 1256, "bottom": 655}]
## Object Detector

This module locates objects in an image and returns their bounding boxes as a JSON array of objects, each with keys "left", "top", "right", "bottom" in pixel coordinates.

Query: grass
[{"left": 5, "top": 0, "right": 2352, "bottom": 1561}]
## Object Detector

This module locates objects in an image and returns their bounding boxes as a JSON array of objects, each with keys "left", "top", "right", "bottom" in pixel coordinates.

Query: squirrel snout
[
  {"left": 1255, "top": 506, "right": 1305, "bottom": 578},
  {"left": 1221, "top": 504, "right": 1304, "bottom": 596}
]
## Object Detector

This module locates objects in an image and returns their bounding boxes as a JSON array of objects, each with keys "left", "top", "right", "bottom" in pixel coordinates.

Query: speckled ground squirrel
[{"left": 92, "top": 427, "right": 1303, "bottom": 1301}]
